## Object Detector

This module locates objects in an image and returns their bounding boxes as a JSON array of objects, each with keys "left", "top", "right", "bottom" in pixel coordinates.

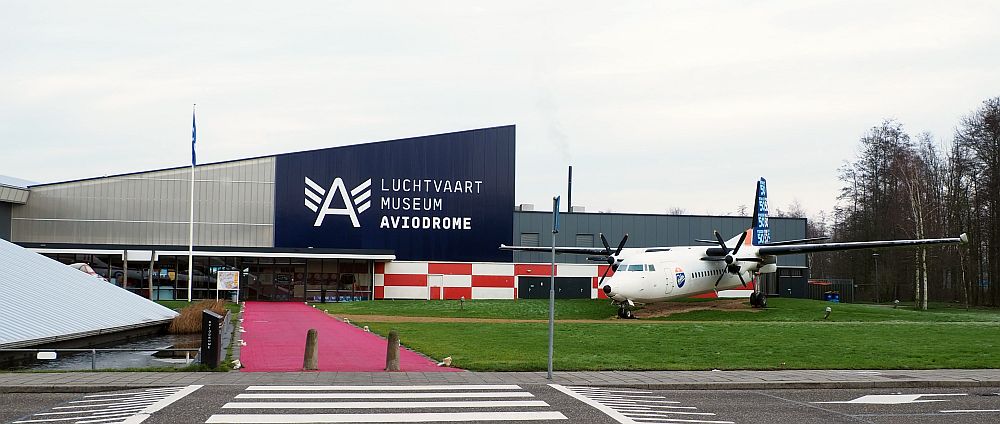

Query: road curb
[
  {"left": 0, "top": 385, "right": 179, "bottom": 393},
  {"left": 1, "top": 379, "right": 997, "bottom": 393},
  {"left": 561, "top": 380, "right": 998, "bottom": 390}
]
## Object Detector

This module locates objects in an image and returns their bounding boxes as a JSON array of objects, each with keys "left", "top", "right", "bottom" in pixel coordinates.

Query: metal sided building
[{"left": 4, "top": 125, "right": 807, "bottom": 301}]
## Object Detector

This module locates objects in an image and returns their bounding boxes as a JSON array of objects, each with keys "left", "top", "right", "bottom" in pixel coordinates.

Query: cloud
[{"left": 2, "top": 1, "right": 999, "bottom": 216}]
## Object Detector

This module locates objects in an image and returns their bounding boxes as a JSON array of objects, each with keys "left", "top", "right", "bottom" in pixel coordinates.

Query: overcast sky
[{"left": 2, "top": 1, "right": 998, "bottom": 218}]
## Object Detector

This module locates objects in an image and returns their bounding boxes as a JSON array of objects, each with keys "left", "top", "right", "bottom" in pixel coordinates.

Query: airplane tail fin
[{"left": 751, "top": 177, "right": 770, "bottom": 246}]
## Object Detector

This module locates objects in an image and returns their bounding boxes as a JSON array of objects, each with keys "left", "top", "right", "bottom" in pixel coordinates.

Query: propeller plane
[{"left": 501, "top": 178, "right": 968, "bottom": 318}]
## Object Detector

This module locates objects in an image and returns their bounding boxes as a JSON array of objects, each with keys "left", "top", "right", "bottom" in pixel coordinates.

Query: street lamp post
[
  {"left": 872, "top": 252, "right": 880, "bottom": 304},
  {"left": 548, "top": 196, "right": 560, "bottom": 380}
]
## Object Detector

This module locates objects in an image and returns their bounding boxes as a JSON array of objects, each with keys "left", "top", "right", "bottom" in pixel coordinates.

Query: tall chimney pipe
[{"left": 567, "top": 166, "right": 573, "bottom": 213}]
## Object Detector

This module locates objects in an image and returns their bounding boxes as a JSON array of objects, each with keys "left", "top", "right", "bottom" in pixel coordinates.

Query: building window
[
  {"left": 779, "top": 268, "right": 804, "bottom": 277},
  {"left": 520, "top": 232, "right": 540, "bottom": 247},
  {"left": 575, "top": 234, "right": 594, "bottom": 247}
]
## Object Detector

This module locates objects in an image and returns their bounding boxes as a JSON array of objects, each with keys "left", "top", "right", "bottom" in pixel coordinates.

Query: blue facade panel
[{"left": 274, "top": 126, "right": 515, "bottom": 262}]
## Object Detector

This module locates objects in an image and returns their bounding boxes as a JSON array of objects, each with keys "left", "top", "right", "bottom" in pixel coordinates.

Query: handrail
[{"left": 0, "top": 348, "right": 201, "bottom": 370}]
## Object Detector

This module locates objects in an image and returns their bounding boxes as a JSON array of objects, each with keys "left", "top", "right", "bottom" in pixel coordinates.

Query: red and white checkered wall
[
  {"left": 374, "top": 261, "right": 755, "bottom": 300},
  {"left": 374, "top": 261, "right": 622, "bottom": 300}
]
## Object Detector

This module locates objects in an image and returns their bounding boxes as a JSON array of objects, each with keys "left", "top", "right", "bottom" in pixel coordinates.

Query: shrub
[{"left": 168, "top": 300, "right": 228, "bottom": 334}]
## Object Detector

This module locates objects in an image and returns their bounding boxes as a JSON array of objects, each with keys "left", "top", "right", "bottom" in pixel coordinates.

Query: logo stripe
[
  {"left": 350, "top": 178, "right": 372, "bottom": 196},
  {"left": 305, "top": 187, "right": 323, "bottom": 204},
  {"left": 305, "top": 177, "right": 327, "bottom": 196},
  {"left": 353, "top": 190, "right": 371, "bottom": 204},
  {"left": 305, "top": 199, "right": 319, "bottom": 213},
  {"left": 356, "top": 201, "right": 371, "bottom": 214}
]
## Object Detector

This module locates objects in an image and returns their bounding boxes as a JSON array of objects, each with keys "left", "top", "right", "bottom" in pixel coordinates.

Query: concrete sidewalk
[{"left": 2, "top": 369, "right": 999, "bottom": 392}]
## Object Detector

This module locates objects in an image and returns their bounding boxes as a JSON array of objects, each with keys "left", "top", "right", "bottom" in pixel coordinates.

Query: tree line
[{"left": 808, "top": 97, "right": 1000, "bottom": 308}]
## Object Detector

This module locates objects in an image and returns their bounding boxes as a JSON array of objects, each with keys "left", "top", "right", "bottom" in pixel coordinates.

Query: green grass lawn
[
  {"left": 313, "top": 297, "right": 1000, "bottom": 322},
  {"left": 362, "top": 320, "right": 1000, "bottom": 371},
  {"left": 313, "top": 299, "right": 617, "bottom": 320},
  {"left": 320, "top": 297, "right": 999, "bottom": 371},
  {"left": 654, "top": 298, "right": 1000, "bottom": 322}
]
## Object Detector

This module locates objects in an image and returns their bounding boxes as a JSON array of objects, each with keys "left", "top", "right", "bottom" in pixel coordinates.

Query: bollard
[
  {"left": 385, "top": 330, "right": 400, "bottom": 371},
  {"left": 303, "top": 329, "right": 319, "bottom": 370}
]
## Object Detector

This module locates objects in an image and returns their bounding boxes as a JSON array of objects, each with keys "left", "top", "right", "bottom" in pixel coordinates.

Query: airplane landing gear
[
  {"left": 749, "top": 292, "right": 767, "bottom": 308},
  {"left": 617, "top": 306, "right": 635, "bottom": 319}
]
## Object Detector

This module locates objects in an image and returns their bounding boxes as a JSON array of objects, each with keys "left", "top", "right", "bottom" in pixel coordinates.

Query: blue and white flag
[{"left": 191, "top": 109, "right": 197, "bottom": 166}]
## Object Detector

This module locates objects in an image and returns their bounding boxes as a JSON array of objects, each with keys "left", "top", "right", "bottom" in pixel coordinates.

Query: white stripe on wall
[
  {"left": 472, "top": 263, "right": 514, "bottom": 276},
  {"left": 554, "top": 265, "right": 600, "bottom": 277},
  {"left": 384, "top": 262, "right": 429, "bottom": 275},
  {"left": 472, "top": 287, "right": 514, "bottom": 299},
  {"left": 442, "top": 275, "right": 472, "bottom": 288},
  {"left": 382, "top": 286, "right": 429, "bottom": 300}
]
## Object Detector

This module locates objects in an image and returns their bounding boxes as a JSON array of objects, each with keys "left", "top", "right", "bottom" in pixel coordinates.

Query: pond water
[{"left": 11, "top": 333, "right": 201, "bottom": 371}]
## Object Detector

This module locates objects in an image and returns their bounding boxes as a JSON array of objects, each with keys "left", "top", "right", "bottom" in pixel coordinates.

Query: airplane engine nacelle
[{"left": 757, "top": 255, "right": 778, "bottom": 274}]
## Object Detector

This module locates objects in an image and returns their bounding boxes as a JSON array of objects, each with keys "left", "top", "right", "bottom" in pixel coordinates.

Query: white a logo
[{"left": 304, "top": 177, "right": 372, "bottom": 227}]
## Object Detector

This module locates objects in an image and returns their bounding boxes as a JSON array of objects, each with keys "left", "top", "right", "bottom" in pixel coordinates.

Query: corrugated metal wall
[
  {"left": 11, "top": 158, "right": 275, "bottom": 247},
  {"left": 512, "top": 211, "right": 808, "bottom": 266}
]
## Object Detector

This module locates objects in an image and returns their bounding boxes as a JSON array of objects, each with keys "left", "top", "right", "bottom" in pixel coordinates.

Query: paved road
[{"left": 4, "top": 385, "right": 999, "bottom": 423}]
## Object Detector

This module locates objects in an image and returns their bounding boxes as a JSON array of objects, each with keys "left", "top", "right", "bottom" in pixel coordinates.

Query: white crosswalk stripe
[
  {"left": 550, "top": 385, "right": 734, "bottom": 424},
  {"left": 14, "top": 386, "right": 201, "bottom": 424},
  {"left": 206, "top": 384, "right": 567, "bottom": 423}
]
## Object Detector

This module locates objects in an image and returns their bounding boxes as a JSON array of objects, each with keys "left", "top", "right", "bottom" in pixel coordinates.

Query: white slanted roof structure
[{"left": 0, "top": 238, "right": 178, "bottom": 348}]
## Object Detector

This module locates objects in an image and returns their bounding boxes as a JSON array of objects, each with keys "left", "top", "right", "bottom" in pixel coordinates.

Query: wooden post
[
  {"left": 385, "top": 330, "right": 400, "bottom": 371},
  {"left": 303, "top": 329, "right": 318, "bottom": 370}
]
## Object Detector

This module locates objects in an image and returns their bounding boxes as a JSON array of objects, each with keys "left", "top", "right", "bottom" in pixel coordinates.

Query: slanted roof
[
  {"left": 0, "top": 175, "right": 30, "bottom": 204},
  {"left": 0, "top": 175, "right": 35, "bottom": 189},
  {"left": 0, "top": 238, "right": 178, "bottom": 348}
]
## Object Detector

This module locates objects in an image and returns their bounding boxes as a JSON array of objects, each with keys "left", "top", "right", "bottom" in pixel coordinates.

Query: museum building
[{"left": 0, "top": 126, "right": 807, "bottom": 301}]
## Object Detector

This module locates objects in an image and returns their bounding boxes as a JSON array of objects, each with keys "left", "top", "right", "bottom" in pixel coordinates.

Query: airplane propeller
[
  {"left": 591, "top": 233, "right": 628, "bottom": 286},
  {"left": 704, "top": 230, "right": 755, "bottom": 287}
]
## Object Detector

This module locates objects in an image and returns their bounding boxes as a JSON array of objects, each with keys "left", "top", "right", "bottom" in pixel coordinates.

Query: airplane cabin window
[
  {"left": 647, "top": 265, "right": 655, "bottom": 271},
  {"left": 627, "top": 264, "right": 643, "bottom": 272}
]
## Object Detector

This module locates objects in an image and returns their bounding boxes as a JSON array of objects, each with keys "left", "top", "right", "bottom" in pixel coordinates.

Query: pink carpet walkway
[{"left": 239, "top": 301, "right": 461, "bottom": 372}]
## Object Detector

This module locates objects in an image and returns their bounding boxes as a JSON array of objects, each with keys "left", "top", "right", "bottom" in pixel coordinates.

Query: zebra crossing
[
  {"left": 205, "top": 384, "right": 568, "bottom": 423},
  {"left": 550, "top": 385, "right": 733, "bottom": 424},
  {"left": 12, "top": 385, "right": 202, "bottom": 424}
]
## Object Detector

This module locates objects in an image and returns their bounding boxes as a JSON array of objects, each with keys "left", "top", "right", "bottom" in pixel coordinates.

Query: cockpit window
[
  {"left": 647, "top": 264, "right": 655, "bottom": 271},
  {"left": 627, "top": 264, "right": 644, "bottom": 272}
]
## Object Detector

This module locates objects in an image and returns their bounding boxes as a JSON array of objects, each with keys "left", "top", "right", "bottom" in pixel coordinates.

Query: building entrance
[
  {"left": 36, "top": 250, "right": 380, "bottom": 302},
  {"left": 243, "top": 258, "right": 374, "bottom": 302}
]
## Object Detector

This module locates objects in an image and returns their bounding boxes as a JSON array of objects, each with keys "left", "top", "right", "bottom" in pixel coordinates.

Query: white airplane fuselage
[
  {"left": 601, "top": 245, "right": 770, "bottom": 304},
  {"left": 500, "top": 177, "right": 967, "bottom": 315}
]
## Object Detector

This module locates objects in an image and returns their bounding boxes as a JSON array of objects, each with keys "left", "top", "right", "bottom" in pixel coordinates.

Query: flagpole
[{"left": 188, "top": 104, "right": 196, "bottom": 302}]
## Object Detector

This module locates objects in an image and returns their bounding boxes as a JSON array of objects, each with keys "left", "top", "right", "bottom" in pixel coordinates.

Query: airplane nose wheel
[
  {"left": 617, "top": 307, "right": 635, "bottom": 319},
  {"left": 749, "top": 292, "right": 767, "bottom": 308}
]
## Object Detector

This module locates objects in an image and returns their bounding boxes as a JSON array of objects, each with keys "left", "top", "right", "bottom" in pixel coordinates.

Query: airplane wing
[
  {"left": 499, "top": 244, "right": 610, "bottom": 255},
  {"left": 755, "top": 233, "right": 968, "bottom": 256}
]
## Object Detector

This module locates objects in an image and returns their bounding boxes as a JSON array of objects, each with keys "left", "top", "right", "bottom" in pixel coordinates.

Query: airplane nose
[{"left": 602, "top": 285, "right": 612, "bottom": 295}]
